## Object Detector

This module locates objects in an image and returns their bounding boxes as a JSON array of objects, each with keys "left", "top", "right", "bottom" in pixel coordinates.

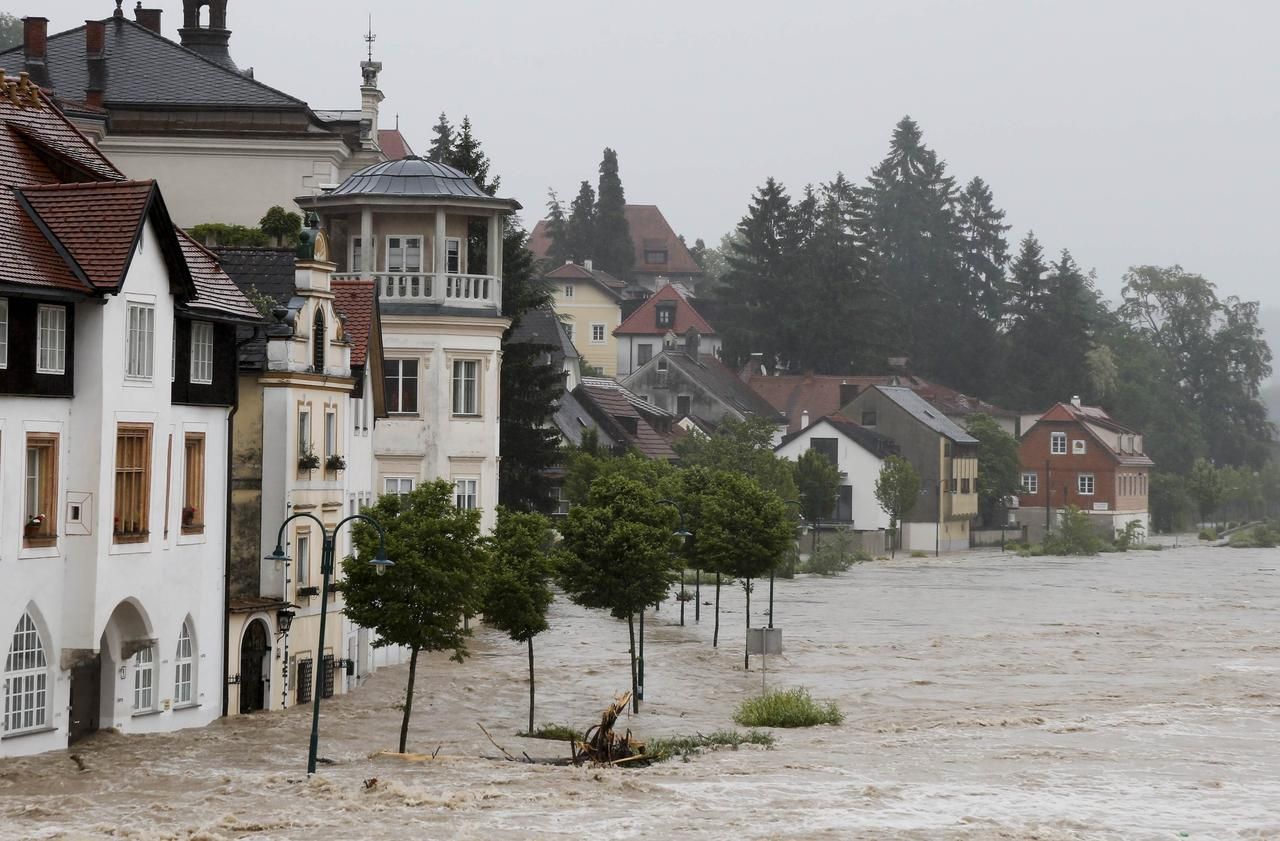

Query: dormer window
[
  {"left": 312, "top": 309, "right": 326, "bottom": 373},
  {"left": 656, "top": 305, "right": 675, "bottom": 328}
]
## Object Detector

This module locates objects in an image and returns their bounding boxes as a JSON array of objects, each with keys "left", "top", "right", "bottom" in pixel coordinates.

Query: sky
[{"left": 22, "top": 1, "right": 1280, "bottom": 309}]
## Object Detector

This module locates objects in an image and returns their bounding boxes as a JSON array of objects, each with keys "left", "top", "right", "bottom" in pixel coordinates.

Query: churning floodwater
[{"left": 3, "top": 546, "right": 1278, "bottom": 840}]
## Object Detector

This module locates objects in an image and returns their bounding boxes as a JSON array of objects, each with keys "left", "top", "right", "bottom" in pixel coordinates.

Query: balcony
[{"left": 331, "top": 272, "right": 501, "bottom": 310}]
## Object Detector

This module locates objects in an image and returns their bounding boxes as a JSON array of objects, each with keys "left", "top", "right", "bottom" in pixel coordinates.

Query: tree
[
  {"left": 542, "top": 190, "right": 572, "bottom": 268},
  {"left": 446, "top": 117, "right": 498, "bottom": 195},
  {"left": 0, "top": 13, "right": 21, "bottom": 51},
  {"left": 717, "top": 177, "right": 795, "bottom": 369},
  {"left": 795, "top": 448, "right": 839, "bottom": 551},
  {"left": 874, "top": 456, "right": 920, "bottom": 556},
  {"left": 482, "top": 509, "right": 556, "bottom": 734},
  {"left": 258, "top": 206, "right": 302, "bottom": 247},
  {"left": 558, "top": 474, "right": 679, "bottom": 712},
  {"left": 594, "top": 148, "right": 634, "bottom": 278},
  {"left": 673, "top": 417, "right": 798, "bottom": 502},
  {"left": 345, "top": 481, "right": 486, "bottom": 753},
  {"left": 565, "top": 180, "right": 596, "bottom": 264},
  {"left": 426, "top": 112, "right": 453, "bottom": 163},
  {"left": 1187, "top": 457, "right": 1225, "bottom": 527},
  {"left": 950, "top": 176, "right": 1011, "bottom": 394},
  {"left": 696, "top": 472, "right": 792, "bottom": 663},
  {"left": 964, "top": 414, "right": 1020, "bottom": 527}
]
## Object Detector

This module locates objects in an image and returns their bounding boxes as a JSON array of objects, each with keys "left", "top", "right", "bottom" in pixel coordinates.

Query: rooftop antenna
[{"left": 364, "top": 15, "right": 376, "bottom": 62}]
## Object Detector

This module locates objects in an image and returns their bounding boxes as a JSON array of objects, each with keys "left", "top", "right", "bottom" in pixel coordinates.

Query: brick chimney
[
  {"left": 133, "top": 3, "right": 162, "bottom": 34},
  {"left": 22, "top": 17, "right": 49, "bottom": 88},
  {"left": 85, "top": 20, "right": 106, "bottom": 107}
]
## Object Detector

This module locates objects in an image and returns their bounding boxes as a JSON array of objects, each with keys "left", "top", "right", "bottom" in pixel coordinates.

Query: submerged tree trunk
[
  {"left": 627, "top": 613, "right": 639, "bottom": 713},
  {"left": 713, "top": 573, "right": 722, "bottom": 648},
  {"left": 399, "top": 645, "right": 420, "bottom": 754},
  {"left": 527, "top": 637, "right": 536, "bottom": 736}
]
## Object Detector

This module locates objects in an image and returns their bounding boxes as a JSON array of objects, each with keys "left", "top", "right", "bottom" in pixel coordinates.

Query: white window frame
[
  {"left": 384, "top": 476, "right": 414, "bottom": 496},
  {"left": 452, "top": 359, "right": 480, "bottom": 416},
  {"left": 0, "top": 297, "right": 8, "bottom": 369},
  {"left": 324, "top": 408, "right": 337, "bottom": 460},
  {"left": 1072, "top": 439, "right": 1086, "bottom": 455},
  {"left": 454, "top": 477, "right": 478, "bottom": 511},
  {"left": 1021, "top": 472, "right": 1038, "bottom": 494},
  {"left": 297, "top": 409, "right": 312, "bottom": 457},
  {"left": 3, "top": 613, "right": 48, "bottom": 734},
  {"left": 36, "top": 304, "right": 66, "bottom": 375},
  {"left": 590, "top": 323, "right": 607, "bottom": 344},
  {"left": 563, "top": 284, "right": 574, "bottom": 298},
  {"left": 385, "top": 235, "right": 423, "bottom": 273},
  {"left": 190, "top": 321, "right": 214, "bottom": 384},
  {"left": 174, "top": 622, "right": 194, "bottom": 706},
  {"left": 125, "top": 301, "right": 156, "bottom": 380},
  {"left": 1050, "top": 432, "right": 1067, "bottom": 455},
  {"left": 133, "top": 646, "right": 154, "bottom": 712},
  {"left": 296, "top": 531, "right": 311, "bottom": 588},
  {"left": 446, "top": 237, "right": 462, "bottom": 274},
  {"left": 1078, "top": 473, "right": 1095, "bottom": 495},
  {"left": 350, "top": 236, "right": 364, "bottom": 272}
]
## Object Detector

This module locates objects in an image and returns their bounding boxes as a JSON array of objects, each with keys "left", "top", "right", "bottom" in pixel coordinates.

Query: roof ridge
[{"left": 20, "top": 178, "right": 156, "bottom": 191}]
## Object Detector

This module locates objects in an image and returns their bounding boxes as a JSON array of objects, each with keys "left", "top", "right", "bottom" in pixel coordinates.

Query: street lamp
[
  {"left": 657, "top": 498, "right": 693, "bottom": 626},
  {"left": 781, "top": 499, "right": 806, "bottom": 630},
  {"left": 266, "top": 512, "right": 392, "bottom": 775}
]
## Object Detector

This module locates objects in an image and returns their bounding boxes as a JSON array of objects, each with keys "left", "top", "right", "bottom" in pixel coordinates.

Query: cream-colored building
[
  {"left": 544, "top": 261, "right": 624, "bottom": 378},
  {"left": 298, "top": 158, "right": 518, "bottom": 531}
]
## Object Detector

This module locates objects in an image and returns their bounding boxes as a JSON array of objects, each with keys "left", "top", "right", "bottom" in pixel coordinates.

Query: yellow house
[{"left": 544, "top": 261, "right": 624, "bottom": 378}]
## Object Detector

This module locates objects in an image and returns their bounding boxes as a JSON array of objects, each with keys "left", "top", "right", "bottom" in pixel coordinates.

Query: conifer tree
[
  {"left": 718, "top": 177, "right": 795, "bottom": 369},
  {"left": 446, "top": 117, "right": 498, "bottom": 194},
  {"left": 427, "top": 112, "right": 453, "bottom": 162},
  {"left": 948, "top": 176, "right": 1011, "bottom": 393},
  {"left": 593, "top": 148, "right": 634, "bottom": 277},
  {"left": 565, "top": 181, "right": 596, "bottom": 264},
  {"left": 542, "top": 190, "right": 571, "bottom": 268}
]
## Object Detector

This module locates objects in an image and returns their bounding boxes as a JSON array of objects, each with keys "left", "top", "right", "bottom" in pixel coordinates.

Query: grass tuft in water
[
  {"left": 519, "top": 723, "right": 581, "bottom": 742},
  {"left": 646, "top": 729, "right": 774, "bottom": 762},
  {"left": 733, "top": 687, "right": 844, "bottom": 728}
]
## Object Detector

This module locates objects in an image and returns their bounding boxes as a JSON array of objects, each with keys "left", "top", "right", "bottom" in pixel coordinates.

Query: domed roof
[{"left": 328, "top": 155, "right": 511, "bottom": 204}]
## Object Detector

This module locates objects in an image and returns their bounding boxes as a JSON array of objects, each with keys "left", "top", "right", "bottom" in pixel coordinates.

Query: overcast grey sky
[{"left": 31, "top": 1, "right": 1280, "bottom": 306}]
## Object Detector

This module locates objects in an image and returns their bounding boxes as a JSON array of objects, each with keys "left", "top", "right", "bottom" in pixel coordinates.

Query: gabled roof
[
  {"left": 614, "top": 283, "right": 714, "bottom": 336},
  {"left": 543, "top": 261, "right": 626, "bottom": 299},
  {"left": 576, "top": 378, "right": 677, "bottom": 461},
  {"left": 874, "top": 386, "right": 978, "bottom": 444},
  {"left": 1029, "top": 402, "right": 1154, "bottom": 466},
  {"left": 776, "top": 413, "right": 899, "bottom": 459},
  {"left": 528, "top": 204, "right": 702, "bottom": 277},
  {"left": 331, "top": 279, "right": 376, "bottom": 367},
  {"left": 553, "top": 388, "right": 617, "bottom": 450},
  {"left": 176, "top": 233, "right": 260, "bottom": 321},
  {"left": 377, "top": 129, "right": 414, "bottom": 161},
  {"left": 627, "top": 351, "right": 783, "bottom": 422},
  {"left": 0, "top": 17, "right": 307, "bottom": 111},
  {"left": 508, "top": 304, "right": 579, "bottom": 366}
]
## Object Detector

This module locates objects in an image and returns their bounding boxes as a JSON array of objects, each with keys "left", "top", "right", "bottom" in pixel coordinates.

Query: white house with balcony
[{"left": 296, "top": 157, "right": 517, "bottom": 530}]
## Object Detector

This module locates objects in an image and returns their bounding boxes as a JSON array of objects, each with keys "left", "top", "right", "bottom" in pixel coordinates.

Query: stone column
[
  {"left": 360, "top": 208, "right": 373, "bottom": 276},
  {"left": 434, "top": 207, "right": 447, "bottom": 301}
]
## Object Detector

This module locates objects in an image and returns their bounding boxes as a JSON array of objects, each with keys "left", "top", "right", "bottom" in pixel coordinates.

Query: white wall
[{"left": 774, "top": 420, "right": 891, "bottom": 531}]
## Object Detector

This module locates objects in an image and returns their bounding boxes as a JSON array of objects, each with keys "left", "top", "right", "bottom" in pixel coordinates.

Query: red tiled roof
[
  {"left": 528, "top": 204, "right": 703, "bottom": 277},
  {"left": 544, "top": 261, "right": 626, "bottom": 298},
  {"left": 578, "top": 379, "right": 678, "bottom": 461},
  {"left": 331, "top": 279, "right": 376, "bottom": 366},
  {"left": 615, "top": 283, "right": 714, "bottom": 336},
  {"left": 377, "top": 129, "right": 413, "bottom": 161},
  {"left": 178, "top": 232, "right": 261, "bottom": 321},
  {"left": 20, "top": 180, "right": 156, "bottom": 288},
  {"left": 1027, "top": 403, "right": 1154, "bottom": 466}
]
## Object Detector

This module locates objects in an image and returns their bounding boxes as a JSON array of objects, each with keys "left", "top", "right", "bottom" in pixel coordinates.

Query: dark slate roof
[
  {"left": 553, "top": 388, "right": 616, "bottom": 449},
  {"left": 326, "top": 156, "right": 516, "bottom": 206},
  {"left": 777, "top": 413, "right": 900, "bottom": 459},
  {"left": 662, "top": 352, "right": 783, "bottom": 421},
  {"left": 577, "top": 378, "right": 677, "bottom": 461},
  {"left": 0, "top": 18, "right": 307, "bottom": 110},
  {"left": 507, "top": 304, "right": 578, "bottom": 369},
  {"left": 215, "top": 247, "right": 295, "bottom": 369},
  {"left": 877, "top": 386, "right": 979, "bottom": 444}
]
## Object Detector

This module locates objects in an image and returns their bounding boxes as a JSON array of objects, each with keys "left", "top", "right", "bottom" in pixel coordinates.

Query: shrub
[
  {"left": 1113, "top": 520, "right": 1145, "bottom": 551},
  {"left": 801, "top": 532, "right": 869, "bottom": 575},
  {"left": 909, "top": 550, "right": 929, "bottom": 558},
  {"left": 1042, "top": 506, "right": 1103, "bottom": 556},
  {"left": 646, "top": 729, "right": 774, "bottom": 762},
  {"left": 1198, "top": 528, "right": 1218, "bottom": 541},
  {"left": 733, "top": 687, "right": 844, "bottom": 728},
  {"left": 520, "top": 723, "right": 580, "bottom": 742},
  {"left": 1227, "top": 525, "right": 1280, "bottom": 549}
]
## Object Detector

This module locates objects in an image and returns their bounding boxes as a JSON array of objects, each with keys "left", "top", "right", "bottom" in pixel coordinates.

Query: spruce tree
[
  {"left": 542, "top": 190, "right": 572, "bottom": 268},
  {"left": 593, "top": 148, "right": 634, "bottom": 278},
  {"left": 447, "top": 117, "right": 499, "bottom": 194},
  {"left": 717, "top": 177, "right": 795, "bottom": 369},
  {"left": 949, "top": 177, "right": 1011, "bottom": 394},
  {"left": 566, "top": 181, "right": 596, "bottom": 264},
  {"left": 427, "top": 112, "right": 453, "bottom": 162}
]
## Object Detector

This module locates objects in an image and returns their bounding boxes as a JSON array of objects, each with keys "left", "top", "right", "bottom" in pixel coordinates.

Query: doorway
[
  {"left": 239, "top": 620, "right": 270, "bottom": 713},
  {"left": 68, "top": 656, "right": 101, "bottom": 744}
]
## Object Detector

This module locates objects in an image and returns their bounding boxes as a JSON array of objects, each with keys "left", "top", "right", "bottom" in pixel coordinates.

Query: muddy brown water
[{"left": 2, "top": 547, "right": 1278, "bottom": 840}]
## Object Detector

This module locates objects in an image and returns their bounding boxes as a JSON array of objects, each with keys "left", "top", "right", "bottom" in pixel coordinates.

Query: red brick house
[{"left": 1017, "top": 399, "right": 1154, "bottom": 536}]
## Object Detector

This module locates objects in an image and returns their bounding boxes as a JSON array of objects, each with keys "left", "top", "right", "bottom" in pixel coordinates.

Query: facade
[
  {"left": 614, "top": 284, "right": 721, "bottom": 378},
  {"left": 1016, "top": 399, "right": 1154, "bottom": 536},
  {"left": 543, "top": 261, "right": 623, "bottom": 377},
  {"left": 842, "top": 386, "right": 979, "bottom": 552},
  {"left": 4, "top": 5, "right": 411, "bottom": 228},
  {"left": 774, "top": 415, "right": 897, "bottom": 530},
  {"left": 621, "top": 343, "right": 784, "bottom": 431},
  {"left": 296, "top": 157, "right": 518, "bottom": 532},
  {"left": 0, "top": 83, "right": 256, "bottom": 755}
]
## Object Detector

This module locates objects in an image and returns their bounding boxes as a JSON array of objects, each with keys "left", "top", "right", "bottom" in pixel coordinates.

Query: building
[
  {"left": 0, "top": 80, "right": 256, "bottom": 755},
  {"left": 774, "top": 415, "right": 897, "bottom": 530},
  {"left": 543, "top": 260, "right": 623, "bottom": 377},
  {"left": 1016, "top": 398, "right": 1154, "bottom": 537},
  {"left": 841, "top": 386, "right": 979, "bottom": 552},
  {"left": 574, "top": 377, "right": 678, "bottom": 462},
  {"left": 614, "top": 283, "right": 720, "bottom": 378},
  {"left": 620, "top": 343, "right": 784, "bottom": 432},
  {"left": 3, "top": 5, "right": 411, "bottom": 227},
  {"left": 296, "top": 156, "right": 519, "bottom": 531}
]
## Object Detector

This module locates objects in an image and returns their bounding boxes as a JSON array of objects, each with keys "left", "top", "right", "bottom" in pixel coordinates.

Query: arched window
[
  {"left": 312, "top": 308, "right": 326, "bottom": 373},
  {"left": 4, "top": 613, "right": 48, "bottom": 734},
  {"left": 174, "top": 622, "right": 195, "bottom": 705}
]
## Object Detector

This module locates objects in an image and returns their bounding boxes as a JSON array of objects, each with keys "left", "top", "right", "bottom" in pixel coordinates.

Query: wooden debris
[{"left": 572, "top": 692, "right": 650, "bottom": 766}]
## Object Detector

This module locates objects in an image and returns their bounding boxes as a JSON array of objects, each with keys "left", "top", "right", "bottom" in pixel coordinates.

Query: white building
[
  {"left": 774, "top": 414, "right": 897, "bottom": 531},
  {"left": 0, "top": 83, "right": 257, "bottom": 755}
]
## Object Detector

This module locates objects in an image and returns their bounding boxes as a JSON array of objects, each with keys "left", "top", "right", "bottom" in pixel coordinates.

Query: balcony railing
[{"left": 331, "top": 272, "right": 501, "bottom": 309}]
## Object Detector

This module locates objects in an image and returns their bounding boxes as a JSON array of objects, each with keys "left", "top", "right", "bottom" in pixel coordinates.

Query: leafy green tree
[
  {"left": 482, "top": 509, "right": 556, "bottom": 734},
  {"left": 874, "top": 455, "right": 921, "bottom": 556},
  {"left": 964, "top": 413, "right": 1020, "bottom": 527},
  {"left": 426, "top": 112, "right": 453, "bottom": 162},
  {"left": 345, "top": 481, "right": 487, "bottom": 753},
  {"left": 696, "top": 472, "right": 792, "bottom": 661},
  {"left": 558, "top": 474, "right": 679, "bottom": 712},
  {"left": 594, "top": 148, "right": 634, "bottom": 278},
  {"left": 258, "top": 206, "right": 302, "bottom": 247},
  {"left": 795, "top": 448, "right": 839, "bottom": 549},
  {"left": 187, "top": 222, "right": 270, "bottom": 248},
  {"left": 1149, "top": 472, "right": 1192, "bottom": 533},
  {"left": 673, "top": 417, "right": 798, "bottom": 502},
  {"left": 0, "top": 13, "right": 21, "bottom": 51},
  {"left": 1187, "top": 458, "right": 1226, "bottom": 527}
]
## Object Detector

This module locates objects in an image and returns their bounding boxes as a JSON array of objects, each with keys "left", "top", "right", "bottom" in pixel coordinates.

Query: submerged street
[{"left": 3, "top": 546, "right": 1278, "bottom": 840}]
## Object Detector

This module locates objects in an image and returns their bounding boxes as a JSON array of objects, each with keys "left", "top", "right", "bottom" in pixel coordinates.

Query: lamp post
[
  {"left": 657, "top": 499, "right": 693, "bottom": 626},
  {"left": 275, "top": 606, "right": 296, "bottom": 710},
  {"left": 780, "top": 500, "right": 806, "bottom": 630},
  {"left": 266, "top": 512, "right": 392, "bottom": 775}
]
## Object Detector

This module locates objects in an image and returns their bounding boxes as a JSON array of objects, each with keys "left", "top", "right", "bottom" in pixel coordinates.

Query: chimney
[
  {"left": 887, "top": 355, "right": 909, "bottom": 372},
  {"left": 583, "top": 259, "right": 593, "bottom": 272},
  {"left": 133, "top": 3, "right": 162, "bottom": 34},
  {"left": 839, "top": 381, "right": 859, "bottom": 407},
  {"left": 85, "top": 21, "right": 106, "bottom": 107},
  {"left": 178, "top": 0, "right": 237, "bottom": 70},
  {"left": 22, "top": 17, "right": 49, "bottom": 88},
  {"left": 800, "top": 410, "right": 810, "bottom": 430},
  {"left": 1071, "top": 395, "right": 1082, "bottom": 408}
]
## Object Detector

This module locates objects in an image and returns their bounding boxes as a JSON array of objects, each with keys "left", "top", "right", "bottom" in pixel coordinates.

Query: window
[
  {"left": 24, "top": 434, "right": 58, "bottom": 545},
  {"left": 454, "top": 478, "right": 478, "bottom": 510},
  {"left": 296, "top": 657, "right": 313, "bottom": 705},
  {"left": 350, "top": 236, "right": 363, "bottom": 272},
  {"left": 36, "top": 304, "right": 66, "bottom": 374},
  {"left": 113, "top": 424, "right": 152, "bottom": 542},
  {"left": 563, "top": 284, "right": 574, "bottom": 298},
  {"left": 0, "top": 297, "right": 7, "bottom": 368},
  {"left": 383, "top": 359, "right": 418, "bottom": 414},
  {"left": 312, "top": 308, "right": 326, "bottom": 373},
  {"left": 861, "top": 411, "right": 877, "bottom": 427},
  {"left": 321, "top": 654, "right": 336, "bottom": 698},
  {"left": 126, "top": 302, "right": 155, "bottom": 380},
  {"left": 1021, "top": 472, "right": 1038, "bottom": 494},
  {"left": 1051, "top": 432, "right": 1067, "bottom": 455},
  {"left": 591, "top": 323, "right": 606, "bottom": 344},
  {"left": 296, "top": 531, "right": 311, "bottom": 589},
  {"left": 644, "top": 249, "right": 668, "bottom": 265},
  {"left": 384, "top": 477, "right": 414, "bottom": 496},
  {"left": 324, "top": 409, "right": 337, "bottom": 463},
  {"left": 961, "top": 477, "right": 971, "bottom": 494},
  {"left": 3, "top": 613, "right": 48, "bottom": 734},
  {"left": 656, "top": 305, "right": 675, "bottom": 328},
  {"left": 297, "top": 409, "right": 312, "bottom": 457},
  {"left": 636, "top": 343, "right": 653, "bottom": 365},
  {"left": 1078, "top": 473, "right": 1095, "bottom": 495},
  {"left": 446, "top": 237, "right": 462, "bottom": 274},
  {"left": 452, "top": 359, "right": 479, "bottom": 416},
  {"left": 182, "top": 433, "right": 205, "bottom": 533},
  {"left": 549, "top": 485, "right": 571, "bottom": 516},
  {"left": 1072, "top": 439, "right": 1086, "bottom": 455},
  {"left": 386, "top": 235, "right": 422, "bottom": 273},
  {"left": 810, "top": 438, "right": 839, "bottom": 466},
  {"left": 133, "top": 646, "right": 154, "bottom": 712},
  {"left": 676, "top": 395, "right": 692, "bottom": 417},
  {"left": 174, "top": 622, "right": 194, "bottom": 705},
  {"left": 190, "top": 322, "right": 214, "bottom": 384}
]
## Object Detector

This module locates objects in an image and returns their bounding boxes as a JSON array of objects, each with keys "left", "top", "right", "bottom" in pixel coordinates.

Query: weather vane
[{"left": 364, "top": 15, "right": 376, "bottom": 63}]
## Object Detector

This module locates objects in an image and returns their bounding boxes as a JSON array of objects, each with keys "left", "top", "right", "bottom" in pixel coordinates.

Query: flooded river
[{"left": 3, "top": 546, "right": 1278, "bottom": 840}]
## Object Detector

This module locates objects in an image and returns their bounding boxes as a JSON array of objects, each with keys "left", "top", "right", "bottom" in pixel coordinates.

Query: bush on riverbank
[
  {"left": 1227, "top": 524, "right": 1280, "bottom": 548},
  {"left": 801, "top": 533, "right": 871, "bottom": 575},
  {"left": 646, "top": 729, "right": 774, "bottom": 762},
  {"left": 520, "top": 723, "right": 581, "bottom": 741},
  {"left": 733, "top": 687, "right": 844, "bottom": 728}
]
